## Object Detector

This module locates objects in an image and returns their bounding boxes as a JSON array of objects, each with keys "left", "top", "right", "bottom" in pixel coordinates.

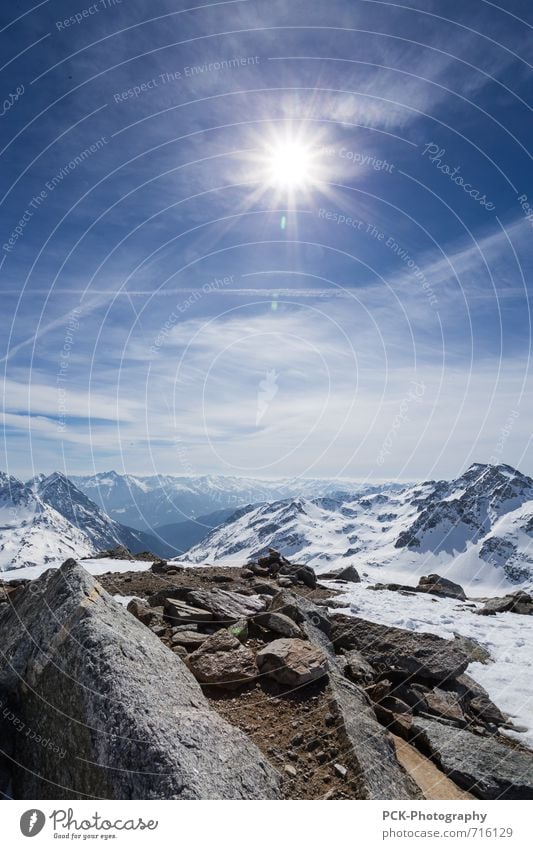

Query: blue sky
[{"left": 1, "top": 0, "right": 532, "bottom": 482}]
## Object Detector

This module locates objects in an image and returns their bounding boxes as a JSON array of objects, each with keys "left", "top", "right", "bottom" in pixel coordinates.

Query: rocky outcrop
[
  {"left": 319, "top": 565, "right": 360, "bottom": 583},
  {"left": 245, "top": 549, "right": 318, "bottom": 588},
  {"left": 256, "top": 638, "right": 328, "bottom": 687},
  {"left": 330, "top": 615, "right": 469, "bottom": 683},
  {"left": 187, "top": 630, "right": 257, "bottom": 689},
  {"left": 0, "top": 560, "right": 281, "bottom": 800},
  {"left": 328, "top": 670, "right": 423, "bottom": 799},
  {"left": 475, "top": 590, "right": 533, "bottom": 616},
  {"left": 416, "top": 574, "right": 466, "bottom": 600},
  {"left": 411, "top": 717, "right": 533, "bottom": 799}
]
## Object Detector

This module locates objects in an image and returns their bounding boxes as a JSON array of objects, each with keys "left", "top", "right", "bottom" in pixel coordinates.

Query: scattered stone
[
  {"left": 187, "top": 630, "right": 257, "bottom": 689},
  {"left": 256, "top": 638, "right": 328, "bottom": 688},
  {"left": 278, "top": 577, "right": 293, "bottom": 588},
  {"left": 333, "top": 764, "right": 348, "bottom": 779},
  {"left": 284, "top": 764, "right": 297, "bottom": 778},
  {"left": 468, "top": 695, "right": 506, "bottom": 726},
  {"left": 420, "top": 687, "right": 465, "bottom": 724}
]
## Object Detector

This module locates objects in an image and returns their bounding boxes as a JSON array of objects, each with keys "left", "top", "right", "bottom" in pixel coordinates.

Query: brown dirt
[{"left": 204, "top": 677, "right": 366, "bottom": 799}]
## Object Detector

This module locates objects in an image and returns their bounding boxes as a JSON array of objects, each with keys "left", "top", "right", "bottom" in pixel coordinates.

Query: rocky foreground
[{"left": 0, "top": 550, "right": 532, "bottom": 800}]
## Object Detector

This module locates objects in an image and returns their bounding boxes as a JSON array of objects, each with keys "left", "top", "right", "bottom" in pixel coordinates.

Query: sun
[{"left": 267, "top": 141, "right": 314, "bottom": 190}]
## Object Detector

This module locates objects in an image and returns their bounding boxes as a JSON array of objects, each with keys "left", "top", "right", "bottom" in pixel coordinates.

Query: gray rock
[
  {"left": 330, "top": 615, "right": 468, "bottom": 683},
  {"left": 187, "top": 630, "right": 257, "bottom": 689},
  {"left": 163, "top": 597, "right": 213, "bottom": 625},
  {"left": 187, "top": 589, "right": 266, "bottom": 624},
  {"left": 0, "top": 560, "right": 281, "bottom": 800},
  {"left": 328, "top": 671, "right": 423, "bottom": 799},
  {"left": 343, "top": 649, "right": 375, "bottom": 684},
  {"left": 255, "top": 611, "right": 302, "bottom": 638},
  {"left": 256, "top": 638, "right": 328, "bottom": 688},
  {"left": 170, "top": 630, "right": 209, "bottom": 650},
  {"left": 417, "top": 574, "right": 466, "bottom": 600},
  {"left": 411, "top": 716, "right": 533, "bottom": 799},
  {"left": 476, "top": 592, "right": 533, "bottom": 616},
  {"left": 320, "top": 565, "right": 360, "bottom": 583}
]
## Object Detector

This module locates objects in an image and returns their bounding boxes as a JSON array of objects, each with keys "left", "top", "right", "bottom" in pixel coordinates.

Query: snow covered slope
[
  {"left": 183, "top": 463, "right": 533, "bottom": 595},
  {"left": 0, "top": 472, "right": 93, "bottom": 570},
  {"left": 30, "top": 473, "right": 166, "bottom": 556},
  {"left": 0, "top": 472, "right": 167, "bottom": 572},
  {"left": 71, "top": 470, "right": 396, "bottom": 531}
]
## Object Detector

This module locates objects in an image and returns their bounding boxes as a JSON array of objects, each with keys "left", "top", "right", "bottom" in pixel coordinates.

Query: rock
[
  {"left": 126, "top": 598, "right": 163, "bottom": 627},
  {"left": 227, "top": 618, "right": 248, "bottom": 642},
  {"left": 476, "top": 591, "right": 533, "bottom": 616},
  {"left": 172, "top": 645, "right": 188, "bottom": 658},
  {"left": 278, "top": 577, "right": 293, "bottom": 588},
  {"left": 256, "top": 638, "right": 328, "bottom": 688},
  {"left": 330, "top": 615, "right": 468, "bottom": 683},
  {"left": 0, "top": 560, "right": 281, "bottom": 799},
  {"left": 411, "top": 716, "right": 533, "bottom": 799},
  {"left": 333, "top": 764, "right": 347, "bottom": 779},
  {"left": 391, "top": 734, "right": 475, "bottom": 800},
  {"left": 187, "top": 630, "right": 257, "bottom": 689},
  {"left": 270, "top": 590, "right": 332, "bottom": 638},
  {"left": 187, "top": 589, "right": 266, "bottom": 624},
  {"left": 170, "top": 630, "right": 209, "bottom": 650},
  {"left": 419, "top": 687, "right": 465, "bottom": 724},
  {"left": 163, "top": 597, "right": 213, "bottom": 625},
  {"left": 254, "top": 611, "right": 302, "bottom": 638},
  {"left": 452, "top": 634, "right": 491, "bottom": 664},
  {"left": 294, "top": 565, "right": 317, "bottom": 588},
  {"left": 320, "top": 565, "right": 360, "bottom": 583},
  {"left": 327, "top": 671, "right": 422, "bottom": 799},
  {"left": 468, "top": 695, "right": 506, "bottom": 726},
  {"left": 343, "top": 649, "right": 375, "bottom": 684},
  {"left": 417, "top": 574, "right": 466, "bottom": 600},
  {"left": 284, "top": 764, "right": 297, "bottom": 777},
  {"left": 252, "top": 582, "right": 278, "bottom": 596}
]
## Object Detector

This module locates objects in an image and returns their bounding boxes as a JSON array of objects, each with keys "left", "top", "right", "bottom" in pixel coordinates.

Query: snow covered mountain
[
  {"left": 71, "top": 471, "right": 395, "bottom": 531},
  {"left": 182, "top": 463, "right": 533, "bottom": 595},
  {"left": 0, "top": 472, "right": 168, "bottom": 571},
  {"left": 30, "top": 473, "right": 166, "bottom": 556},
  {"left": 0, "top": 472, "right": 93, "bottom": 571}
]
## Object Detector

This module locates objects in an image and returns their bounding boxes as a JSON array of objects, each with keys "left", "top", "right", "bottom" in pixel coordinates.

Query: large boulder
[
  {"left": 330, "top": 615, "right": 469, "bottom": 683},
  {"left": 256, "top": 638, "right": 328, "bottom": 688},
  {"left": 186, "top": 588, "right": 267, "bottom": 623},
  {"left": 319, "top": 565, "right": 360, "bottom": 583},
  {"left": 476, "top": 591, "right": 533, "bottom": 616},
  {"left": 0, "top": 560, "right": 281, "bottom": 799},
  {"left": 417, "top": 574, "right": 466, "bottom": 601},
  {"left": 411, "top": 717, "right": 533, "bottom": 799},
  {"left": 327, "top": 670, "right": 423, "bottom": 799},
  {"left": 186, "top": 630, "right": 257, "bottom": 689}
]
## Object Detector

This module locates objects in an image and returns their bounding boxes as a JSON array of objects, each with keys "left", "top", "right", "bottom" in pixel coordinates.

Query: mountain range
[
  {"left": 2, "top": 463, "right": 533, "bottom": 593},
  {"left": 70, "top": 471, "right": 386, "bottom": 531},
  {"left": 0, "top": 472, "right": 166, "bottom": 571},
  {"left": 182, "top": 462, "right": 533, "bottom": 595}
]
